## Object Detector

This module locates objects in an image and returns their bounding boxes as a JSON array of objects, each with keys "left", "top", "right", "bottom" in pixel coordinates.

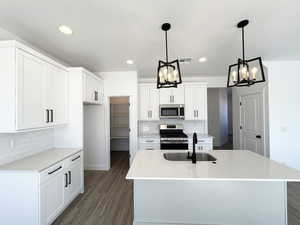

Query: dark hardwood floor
[{"left": 53, "top": 151, "right": 300, "bottom": 225}]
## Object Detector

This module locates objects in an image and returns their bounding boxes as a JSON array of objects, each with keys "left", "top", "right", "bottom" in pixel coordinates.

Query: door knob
[{"left": 256, "top": 135, "right": 262, "bottom": 139}]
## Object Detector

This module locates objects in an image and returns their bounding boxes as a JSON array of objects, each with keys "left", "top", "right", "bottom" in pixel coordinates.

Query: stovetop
[{"left": 160, "top": 133, "right": 188, "bottom": 138}]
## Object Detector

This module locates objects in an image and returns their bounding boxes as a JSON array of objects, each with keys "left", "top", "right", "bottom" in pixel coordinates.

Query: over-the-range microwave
[{"left": 159, "top": 104, "right": 185, "bottom": 120}]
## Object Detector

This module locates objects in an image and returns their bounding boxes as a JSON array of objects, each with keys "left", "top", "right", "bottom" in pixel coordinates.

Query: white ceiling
[{"left": 0, "top": 0, "right": 299, "bottom": 78}]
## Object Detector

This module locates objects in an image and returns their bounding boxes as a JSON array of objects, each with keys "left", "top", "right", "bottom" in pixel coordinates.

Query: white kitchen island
[{"left": 126, "top": 150, "right": 300, "bottom": 225}]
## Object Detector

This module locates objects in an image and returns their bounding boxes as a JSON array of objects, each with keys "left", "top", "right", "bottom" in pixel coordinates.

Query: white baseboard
[{"left": 84, "top": 164, "right": 109, "bottom": 171}]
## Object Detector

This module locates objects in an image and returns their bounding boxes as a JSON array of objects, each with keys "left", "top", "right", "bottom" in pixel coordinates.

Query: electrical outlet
[{"left": 143, "top": 126, "right": 150, "bottom": 132}]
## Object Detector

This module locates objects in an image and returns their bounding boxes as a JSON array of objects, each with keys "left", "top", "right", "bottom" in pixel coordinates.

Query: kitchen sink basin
[{"left": 163, "top": 152, "right": 217, "bottom": 162}]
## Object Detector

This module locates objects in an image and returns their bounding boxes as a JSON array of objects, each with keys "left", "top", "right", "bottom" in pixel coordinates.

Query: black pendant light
[
  {"left": 227, "top": 20, "right": 266, "bottom": 87},
  {"left": 157, "top": 23, "right": 182, "bottom": 89}
]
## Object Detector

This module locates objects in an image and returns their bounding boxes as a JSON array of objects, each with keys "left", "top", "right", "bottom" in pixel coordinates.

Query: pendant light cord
[
  {"left": 165, "top": 30, "right": 168, "bottom": 63},
  {"left": 242, "top": 27, "right": 245, "bottom": 62}
]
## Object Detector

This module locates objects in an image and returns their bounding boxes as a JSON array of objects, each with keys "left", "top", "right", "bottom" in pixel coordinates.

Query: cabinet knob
[{"left": 256, "top": 135, "right": 262, "bottom": 139}]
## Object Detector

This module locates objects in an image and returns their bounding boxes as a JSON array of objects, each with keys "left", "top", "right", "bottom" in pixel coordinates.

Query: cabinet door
[
  {"left": 16, "top": 49, "right": 46, "bottom": 130},
  {"left": 159, "top": 88, "right": 172, "bottom": 104},
  {"left": 85, "top": 73, "right": 96, "bottom": 103},
  {"left": 172, "top": 86, "right": 185, "bottom": 104},
  {"left": 185, "top": 84, "right": 207, "bottom": 120},
  {"left": 139, "top": 85, "right": 150, "bottom": 120},
  {"left": 64, "top": 158, "right": 82, "bottom": 205},
  {"left": 148, "top": 85, "right": 160, "bottom": 120},
  {"left": 40, "top": 173, "right": 64, "bottom": 225},
  {"left": 45, "top": 63, "right": 68, "bottom": 125},
  {"left": 94, "top": 78, "right": 103, "bottom": 104}
]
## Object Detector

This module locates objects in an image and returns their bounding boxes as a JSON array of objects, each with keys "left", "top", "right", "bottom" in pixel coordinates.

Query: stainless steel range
[{"left": 160, "top": 124, "right": 188, "bottom": 150}]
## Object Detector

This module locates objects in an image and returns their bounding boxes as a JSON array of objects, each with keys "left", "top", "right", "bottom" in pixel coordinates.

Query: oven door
[
  {"left": 160, "top": 105, "right": 179, "bottom": 119},
  {"left": 161, "top": 142, "right": 188, "bottom": 150}
]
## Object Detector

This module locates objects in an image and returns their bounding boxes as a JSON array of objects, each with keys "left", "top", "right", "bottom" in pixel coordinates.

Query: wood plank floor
[{"left": 53, "top": 151, "right": 300, "bottom": 225}]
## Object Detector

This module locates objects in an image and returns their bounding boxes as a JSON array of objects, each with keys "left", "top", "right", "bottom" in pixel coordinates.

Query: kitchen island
[{"left": 126, "top": 150, "right": 300, "bottom": 225}]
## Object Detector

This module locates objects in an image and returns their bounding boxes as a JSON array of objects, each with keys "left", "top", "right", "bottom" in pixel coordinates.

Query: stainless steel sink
[{"left": 163, "top": 152, "right": 217, "bottom": 162}]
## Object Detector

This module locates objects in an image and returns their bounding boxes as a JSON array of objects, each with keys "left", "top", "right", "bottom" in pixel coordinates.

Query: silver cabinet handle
[
  {"left": 172, "top": 95, "right": 174, "bottom": 103},
  {"left": 170, "top": 96, "right": 172, "bottom": 103},
  {"left": 194, "top": 110, "right": 196, "bottom": 118},
  {"left": 146, "top": 140, "right": 154, "bottom": 143},
  {"left": 147, "top": 111, "right": 150, "bottom": 118},
  {"left": 149, "top": 111, "right": 152, "bottom": 118},
  {"left": 146, "top": 147, "right": 154, "bottom": 150}
]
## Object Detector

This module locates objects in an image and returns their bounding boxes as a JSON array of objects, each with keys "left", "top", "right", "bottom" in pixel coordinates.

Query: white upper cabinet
[
  {"left": 82, "top": 70, "right": 103, "bottom": 105},
  {"left": 0, "top": 41, "right": 69, "bottom": 132},
  {"left": 159, "top": 85, "right": 185, "bottom": 105},
  {"left": 16, "top": 49, "right": 46, "bottom": 129},
  {"left": 184, "top": 83, "right": 207, "bottom": 120},
  {"left": 139, "top": 84, "right": 159, "bottom": 120},
  {"left": 45, "top": 62, "right": 68, "bottom": 126}
]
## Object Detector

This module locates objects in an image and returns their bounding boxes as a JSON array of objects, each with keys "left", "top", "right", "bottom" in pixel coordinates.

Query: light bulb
[
  {"left": 251, "top": 67, "right": 258, "bottom": 80},
  {"left": 231, "top": 71, "right": 237, "bottom": 83},
  {"left": 159, "top": 71, "right": 165, "bottom": 83},
  {"left": 241, "top": 66, "right": 247, "bottom": 79},
  {"left": 173, "top": 70, "right": 178, "bottom": 82},
  {"left": 168, "top": 72, "right": 173, "bottom": 82}
]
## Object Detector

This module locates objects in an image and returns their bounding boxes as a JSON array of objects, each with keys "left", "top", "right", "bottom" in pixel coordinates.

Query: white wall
[
  {"left": 264, "top": 61, "right": 300, "bottom": 170},
  {"left": 100, "top": 71, "right": 138, "bottom": 167},
  {"left": 207, "top": 88, "right": 229, "bottom": 146}
]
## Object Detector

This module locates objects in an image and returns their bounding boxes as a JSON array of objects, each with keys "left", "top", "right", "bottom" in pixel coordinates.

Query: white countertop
[
  {"left": 138, "top": 134, "right": 160, "bottom": 139},
  {"left": 187, "top": 133, "right": 214, "bottom": 139},
  {"left": 126, "top": 150, "right": 300, "bottom": 181},
  {"left": 0, "top": 148, "right": 82, "bottom": 172}
]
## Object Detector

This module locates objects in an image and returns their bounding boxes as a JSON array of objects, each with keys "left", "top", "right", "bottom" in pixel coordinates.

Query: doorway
[
  {"left": 109, "top": 97, "right": 130, "bottom": 168},
  {"left": 207, "top": 88, "right": 233, "bottom": 150}
]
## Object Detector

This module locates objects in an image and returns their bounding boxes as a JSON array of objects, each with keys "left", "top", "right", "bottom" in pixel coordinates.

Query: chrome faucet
[{"left": 188, "top": 132, "right": 198, "bottom": 164}]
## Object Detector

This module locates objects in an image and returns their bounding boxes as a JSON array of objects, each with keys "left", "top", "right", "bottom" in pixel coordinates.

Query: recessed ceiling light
[
  {"left": 126, "top": 60, "right": 134, "bottom": 65},
  {"left": 59, "top": 25, "right": 73, "bottom": 35},
  {"left": 198, "top": 57, "right": 207, "bottom": 63}
]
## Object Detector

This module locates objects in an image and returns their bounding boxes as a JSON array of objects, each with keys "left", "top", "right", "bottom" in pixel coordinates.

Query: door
[
  {"left": 45, "top": 63, "right": 68, "bottom": 125},
  {"left": 240, "top": 93, "right": 264, "bottom": 156},
  {"left": 40, "top": 174, "right": 64, "bottom": 225},
  {"left": 172, "top": 86, "right": 185, "bottom": 104},
  {"left": 148, "top": 85, "right": 159, "bottom": 120},
  {"left": 139, "top": 85, "right": 150, "bottom": 120},
  {"left": 16, "top": 49, "right": 46, "bottom": 129},
  {"left": 64, "top": 160, "right": 82, "bottom": 204},
  {"left": 159, "top": 88, "right": 172, "bottom": 104},
  {"left": 185, "top": 84, "right": 207, "bottom": 120}
]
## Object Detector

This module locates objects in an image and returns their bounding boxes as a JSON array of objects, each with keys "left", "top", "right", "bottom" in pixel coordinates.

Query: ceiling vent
[{"left": 179, "top": 57, "right": 193, "bottom": 64}]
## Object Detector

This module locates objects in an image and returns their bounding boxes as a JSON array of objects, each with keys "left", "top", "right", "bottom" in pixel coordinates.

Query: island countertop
[{"left": 126, "top": 150, "right": 300, "bottom": 181}]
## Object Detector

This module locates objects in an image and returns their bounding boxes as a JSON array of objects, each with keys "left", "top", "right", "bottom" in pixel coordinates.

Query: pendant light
[
  {"left": 227, "top": 20, "right": 266, "bottom": 87},
  {"left": 157, "top": 23, "right": 182, "bottom": 89}
]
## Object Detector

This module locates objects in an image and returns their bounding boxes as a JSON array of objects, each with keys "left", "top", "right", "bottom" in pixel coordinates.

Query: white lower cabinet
[
  {"left": 39, "top": 152, "right": 83, "bottom": 225},
  {"left": 139, "top": 137, "right": 160, "bottom": 150},
  {"left": 188, "top": 137, "right": 213, "bottom": 151},
  {"left": 0, "top": 150, "right": 84, "bottom": 225},
  {"left": 40, "top": 170, "right": 65, "bottom": 225}
]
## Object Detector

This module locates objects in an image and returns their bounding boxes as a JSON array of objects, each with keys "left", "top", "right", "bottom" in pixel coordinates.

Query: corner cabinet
[
  {"left": 139, "top": 84, "right": 159, "bottom": 120},
  {"left": 0, "top": 41, "right": 68, "bottom": 132},
  {"left": 184, "top": 83, "right": 208, "bottom": 120}
]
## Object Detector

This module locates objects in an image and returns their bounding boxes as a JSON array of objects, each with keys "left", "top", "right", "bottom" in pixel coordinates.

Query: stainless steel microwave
[{"left": 159, "top": 104, "right": 185, "bottom": 120}]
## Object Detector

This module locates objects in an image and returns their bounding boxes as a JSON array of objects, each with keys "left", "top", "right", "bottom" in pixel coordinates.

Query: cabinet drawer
[
  {"left": 40, "top": 161, "right": 65, "bottom": 184},
  {"left": 139, "top": 143, "right": 160, "bottom": 151},
  {"left": 64, "top": 151, "right": 83, "bottom": 168},
  {"left": 188, "top": 138, "right": 212, "bottom": 144},
  {"left": 139, "top": 138, "right": 160, "bottom": 144}
]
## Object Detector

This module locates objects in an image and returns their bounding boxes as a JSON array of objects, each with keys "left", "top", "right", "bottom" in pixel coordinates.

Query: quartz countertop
[
  {"left": 187, "top": 133, "right": 214, "bottom": 139},
  {"left": 138, "top": 134, "right": 160, "bottom": 139},
  {"left": 126, "top": 150, "right": 300, "bottom": 181},
  {"left": 0, "top": 148, "right": 82, "bottom": 172}
]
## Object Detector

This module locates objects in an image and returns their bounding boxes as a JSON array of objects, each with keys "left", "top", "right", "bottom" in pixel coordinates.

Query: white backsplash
[
  {"left": 0, "top": 129, "right": 54, "bottom": 165},
  {"left": 139, "top": 120, "right": 207, "bottom": 136}
]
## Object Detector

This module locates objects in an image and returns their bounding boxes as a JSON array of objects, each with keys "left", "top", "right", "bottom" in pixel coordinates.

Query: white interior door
[{"left": 240, "top": 93, "right": 264, "bottom": 156}]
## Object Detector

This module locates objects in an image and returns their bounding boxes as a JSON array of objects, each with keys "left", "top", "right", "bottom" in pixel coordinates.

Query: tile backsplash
[
  {"left": 0, "top": 129, "right": 54, "bottom": 165},
  {"left": 139, "top": 120, "right": 207, "bottom": 136}
]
